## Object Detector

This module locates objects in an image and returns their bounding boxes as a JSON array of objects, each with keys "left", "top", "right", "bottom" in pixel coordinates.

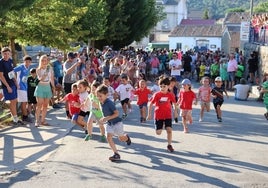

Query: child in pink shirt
[{"left": 197, "top": 76, "right": 212, "bottom": 122}]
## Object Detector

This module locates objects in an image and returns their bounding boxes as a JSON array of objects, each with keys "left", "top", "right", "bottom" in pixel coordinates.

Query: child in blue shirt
[{"left": 97, "top": 84, "right": 131, "bottom": 162}]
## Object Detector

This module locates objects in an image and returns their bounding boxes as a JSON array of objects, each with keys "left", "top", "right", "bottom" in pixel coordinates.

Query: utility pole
[{"left": 250, "top": 0, "right": 253, "bottom": 17}]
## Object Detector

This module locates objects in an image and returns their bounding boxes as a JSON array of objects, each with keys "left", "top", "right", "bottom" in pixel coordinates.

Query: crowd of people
[
  {"left": 250, "top": 13, "right": 268, "bottom": 44},
  {"left": 0, "top": 45, "right": 266, "bottom": 161}
]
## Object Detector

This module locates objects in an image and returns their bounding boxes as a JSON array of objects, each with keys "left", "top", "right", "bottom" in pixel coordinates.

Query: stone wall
[{"left": 243, "top": 43, "right": 268, "bottom": 82}]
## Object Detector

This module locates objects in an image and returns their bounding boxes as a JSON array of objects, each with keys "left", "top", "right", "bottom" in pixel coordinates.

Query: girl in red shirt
[{"left": 177, "top": 79, "right": 197, "bottom": 133}]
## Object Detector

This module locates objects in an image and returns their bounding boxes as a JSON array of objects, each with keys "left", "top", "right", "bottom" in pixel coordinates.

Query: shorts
[
  {"left": 180, "top": 109, "right": 192, "bottom": 117},
  {"left": 72, "top": 113, "right": 79, "bottom": 122},
  {"left": 228, "top": 71, "right": 235, "bottom": 82},
  {"left": 34, "top": 84, "right": 52, "bottom": 99},
  {"left": 3, "top": 85, "right": 17, "bottom": 100},
  {"left": 106, "top": 121, "right": 124, "bottom": 136},
  {"left": 120, "top": 98, "right": 130, "bottom": 106},
  {"left": 154, "top": 119, "right": 172, "bottom": 130},
  {"left": 151, "top": 68, "right": 158, "bottom": 75},
  {"left": 200, "top": 101, "right": 210, "bottom": 108},
  {"left": 79, "top": 111, "right": 90, "bottom": 117},
  {"left": 88, "top": 112, "right": 102, "bottom": 124},
  {"left": 17, "top": 90, "right": 28, "bottom": 102},
  {"left": 213, "top": 101, "right": 223, "bottom": 109},
  {"left": 139, "top": 102, "right": 147, "bottom": 109},
  {"left": 171, "top": 75, "right": 181, "bottom": 82}
]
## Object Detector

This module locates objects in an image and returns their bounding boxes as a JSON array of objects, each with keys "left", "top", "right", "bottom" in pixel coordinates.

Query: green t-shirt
[{"left": 88, "top": 93, "right": 103, "bottom": 118}]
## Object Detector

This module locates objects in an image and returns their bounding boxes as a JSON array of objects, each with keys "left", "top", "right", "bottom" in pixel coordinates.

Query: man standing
[
  {"left": 169, "top": 53, "right": 182, "bottom": 82},
  {"left": 0, "top": 47, "right": 24, "bottom": 125}
]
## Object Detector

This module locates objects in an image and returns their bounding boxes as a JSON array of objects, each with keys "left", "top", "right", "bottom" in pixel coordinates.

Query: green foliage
[
  {"left": 0, "top": 0, "right": 35, "bottom": 17},
  {"left": 254, "top": 1, "right": 268, "bottom": 13},
  {"left": 187, "top": 0, "right": 262, "bottom": 19},
  {"left": 227, "top": 8, "right": 245, "bottom": 13},
  {"left": 203, "top": 9, "right": 209, "bottom": 19}
]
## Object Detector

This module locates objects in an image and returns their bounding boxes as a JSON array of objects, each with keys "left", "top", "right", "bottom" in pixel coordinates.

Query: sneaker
[
  {"left": 85, "top": 130, "right": 88, "bottom": 135},
  {"left": 126, "top": 134, "right": 131, "bottom": 145},
  {"left": 167, "top": 144, "right": 174, "bottom": 152},
  {"left": 218, "top": 117, "right": 222, "bottom": 122},
  {"left": 122, "top": 113, "right": 127, "bottom": 119},
  {"left": 100, "top": 135, "right": 106, "bottom": 142},
  {"left": 199, "top": 118, "right": 203, "bottom": 122},
  {"left": 264, "top": 113, "right": 268, "bottom": 120},
  {"left": 23, "top": 117, "right": 33, "bottom": 123},
  {"left": 52, "top": 104, "right": 61, "bottom": 108},
  {"left": 84, "top": 134, "right": 92, "bottom": 141},
  {"left": 174, "top": 117, "right": 178, "bottom": 123},
  {"left": 12, "top": 120, "right": 25, "bottom": 126},
  {"left": 109, "top": 153, "right": 121, "bottom": 162}
]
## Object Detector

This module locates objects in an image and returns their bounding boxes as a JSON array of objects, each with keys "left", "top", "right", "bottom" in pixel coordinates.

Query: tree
[
  {"left": 95, "top": 0, "right": 164, "bottom": 49},
  {"left": 227, "top": 8, "right": 245, "bottom": 13},
  {"left": 0, "top": 0, "right": 35, "bottom": 17},
  {"left": 203, "top": 9, "right": 209, "bottom": 19},
  {"left": 254, "top": 1, "right": 268, "bottom": 13}
]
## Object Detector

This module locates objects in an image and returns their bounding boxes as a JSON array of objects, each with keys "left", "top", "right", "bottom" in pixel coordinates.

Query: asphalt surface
[{"left": 0, "top": 83, "right": 268, "bottom": 188}]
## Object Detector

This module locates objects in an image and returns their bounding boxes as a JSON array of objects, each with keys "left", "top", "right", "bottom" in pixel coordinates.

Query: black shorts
[
  {"left": 213, "top": 101, "right": 223, "bottom": 109},
  {"left": 28, "top": 96, "right": 37, "bottom": 104},
  {"left": 120, "top": 98, "right": 130, "bottom": 106},
  {"left": 63, "top": 83, "right": 73, "bottom": 94},
  {"left": 154, "top": 119, "right": 172, "bottom": 130},
  {"left": 79, "top": 111, "right": 90, "bottom": 117}
]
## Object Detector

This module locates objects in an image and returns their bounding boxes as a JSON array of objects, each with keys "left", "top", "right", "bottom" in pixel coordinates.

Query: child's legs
[
  {"left": 86, "top": 116, "right": 94, "bottom": 136},
  {"left": 164, "top": 119, "right": 172, "bottom": 145},
  {"left": 180, "top": 110, "right": 188, "bottom": 128},
  {"left": 216, "top": 105, "right": 222, "bottom": 117},
  {"left": 107, "top": 133, "right": 118, "bottom": 153},
  {"left": 200, "top": 104, "right": 205, "bottom": 119},
  {"left": 77, "top": 111, "right": 88, "bottom": 128},
  {"left": 141, "top": 106, "right": 147, "bottom": 118},
  {"left": 155, "top": 119, "right": 164, "bottom": 135}
]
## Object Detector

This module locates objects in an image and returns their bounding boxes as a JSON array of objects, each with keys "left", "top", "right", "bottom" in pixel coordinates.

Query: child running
[
  {"left": 133, "top": 79, "right": 152, "bottom": 123},
  {"left": 115, "top": 75, "right": 134, "bottom": 119},
  {"left": 97, "top": 84, "right": 131, "bottom": 162},
  {"left": 211, "top": 76, "right": 229, "bottom": 122},
  {"left": 60, "top": 83, "right": 80, "bottom": 126},
  {"left": 177, "top": 79, "right": 197, "bottom": 133},
  {"left": 76, "top": 79, "right": 90, "bottom": 133},
  {"left": 197, "top": 76, "right": 212, "bottom": 122},
  {"left": 147, "top": 76, "right": 176, "bottom": 152},
  {"left": 260, "top": 78, "right": 268, "bottom": 120},
  {"left": 84, "top": 81, "right": 106, "bottom": 142}
]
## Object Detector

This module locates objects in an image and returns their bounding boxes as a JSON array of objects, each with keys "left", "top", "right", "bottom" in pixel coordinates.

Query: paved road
[{"left": 0, "top": 85, "right": 268, "bottom": 188}]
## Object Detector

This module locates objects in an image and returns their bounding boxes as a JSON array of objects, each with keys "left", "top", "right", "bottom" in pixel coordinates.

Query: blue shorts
[
  {"left": 34, "top": 84, "right": 52, "bottom": 99},
  {"left": 3, "top": 85, "right": 17, "bottom": 100},
  {"left": 228, "top": 72, "right": 235, "bottom": 82}
]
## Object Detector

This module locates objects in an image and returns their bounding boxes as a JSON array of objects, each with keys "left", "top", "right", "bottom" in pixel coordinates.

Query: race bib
[{"left": 8, "top": 71, "right": 15, "bottom": 79}]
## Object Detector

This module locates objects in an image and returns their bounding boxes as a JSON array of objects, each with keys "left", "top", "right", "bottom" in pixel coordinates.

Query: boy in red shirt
[
  {"left": 147, "top": 76, "right": 176, "bottom": 152},
  {"left": 133, "top": 79, "right": 152, "bottom": 123},
  {"left": 177, "top": 79, "right": 197, "bottom": 133},
  {"left": 60, "top": 83, "right": 80, "bottom": 125}
]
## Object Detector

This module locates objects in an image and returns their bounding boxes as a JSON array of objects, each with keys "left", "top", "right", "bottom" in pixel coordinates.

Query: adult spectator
[
  {"left": 63, "top": 52, "right": 81, "bottom": 118},
  {"left": 247, "top": 51, "right": 259, "bottom": 84},
  {"left": 150, "top": 54, "right": 160, "bottom": 80},
  {"left": 182, "top": 51, "right": 192, "bottom": 79},
  {"left": 227, "top": 53, "right": 238, "bottom": 90},
  {"left": 0, "top": 47, "right": 24, "bottom": 125},
  {"left": 233, "top": 78, "right": 250, "bottom": 101},
  {"left": 169, "top": 53, "right": 182, "bottom": 82}
]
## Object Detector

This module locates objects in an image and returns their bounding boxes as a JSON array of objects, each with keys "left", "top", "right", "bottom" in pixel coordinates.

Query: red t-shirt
[
  {"left": 178, "top": 90, "right": 196, "bottom": 110},
  {"left": 65, "top": 93, "right": 80, "bottom": 115},
  {"left": 150, "top": 91, "right": 176, "bottom": 120},
  {"left": 133, "top": 87, "right": 151, "bottom": 105}
]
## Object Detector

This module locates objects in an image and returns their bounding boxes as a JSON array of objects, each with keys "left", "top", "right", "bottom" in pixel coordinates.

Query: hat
[
  {"left": 181, "top": 79, "right": 191, "bottom": 85},
  {"left": 215, "top": 77, "right": 222, "bottom": 82}
]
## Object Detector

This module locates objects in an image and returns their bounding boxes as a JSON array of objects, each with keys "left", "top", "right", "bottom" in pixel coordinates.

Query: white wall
[{"left": 169, "top": 36, "right": 222, "bottom": 51}]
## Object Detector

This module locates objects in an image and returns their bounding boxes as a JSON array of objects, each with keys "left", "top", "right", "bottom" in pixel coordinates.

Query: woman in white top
[
  {"left": 34, "top": 55, "right": 55, "bottom": 126},
  {"left": 233, "top": 78, "right": 250, "bottom": 101}
]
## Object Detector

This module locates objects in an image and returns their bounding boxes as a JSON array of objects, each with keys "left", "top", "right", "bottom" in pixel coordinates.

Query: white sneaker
[
  {"left": 199, "top": 118, "right": 203, "bottom": 122},
  {"left": 128, "top": 108, "right": 132, "bottom": 113}
]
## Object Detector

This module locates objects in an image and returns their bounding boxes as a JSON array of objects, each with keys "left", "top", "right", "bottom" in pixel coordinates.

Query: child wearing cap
[
  {"left": 211, "top": 76, "right": 229, "bottom": 122},
  {"left": 177, "top": 78, "right": 197, "bottom": 133}
]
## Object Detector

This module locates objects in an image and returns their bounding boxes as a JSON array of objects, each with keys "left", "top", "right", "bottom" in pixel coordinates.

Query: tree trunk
[{"left": 9, "top": 38, "right": 17, "bottom": 66}]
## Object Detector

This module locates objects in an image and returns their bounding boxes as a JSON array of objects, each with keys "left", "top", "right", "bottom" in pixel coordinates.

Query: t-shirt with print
[
  {"left": 211, "top": 86, "right": 225, "bottom": 103},
  {"left": 150, "top": 91, "right": 176, "bottom": 120},
  {"left": 115, "top": 83, "right": 133, "bottom": 101},
  {"left": 0, "top": 58, "right": 16, "bottom": 88},
  {"left": 14, "top": 64, "right": 30, "bottom": 91}
]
